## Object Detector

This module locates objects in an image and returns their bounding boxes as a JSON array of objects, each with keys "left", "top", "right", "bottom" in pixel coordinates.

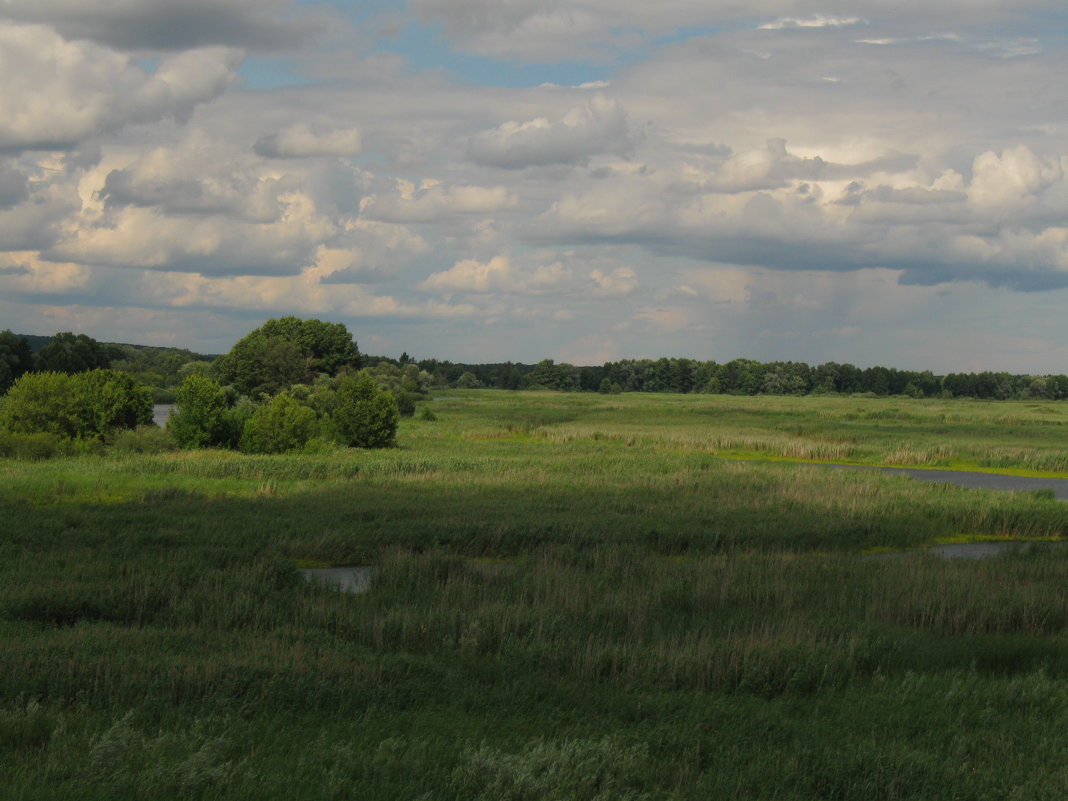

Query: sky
[{"left": 2, "top": 1, "right": 1068, "bottom": 372}]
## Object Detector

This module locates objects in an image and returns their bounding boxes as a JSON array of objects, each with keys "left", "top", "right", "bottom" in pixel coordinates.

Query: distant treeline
[
  {"left": 407, "top": 357, "right": 1068, "bottom": 400},
  {"left": 2, "top": 331, "right": 214, "bottom": 397},
  {"left": 9, "top": 331, "right": 1068, "bottom": 401}
]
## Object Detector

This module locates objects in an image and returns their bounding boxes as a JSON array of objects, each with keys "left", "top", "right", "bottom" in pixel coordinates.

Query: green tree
[
  {"left": 0, "top": 372, "right": 81, "bottom": 437},
  {"left": 239, "top": 393, "right": 317, "bottom": 453},
  {"left": 0, "top": 330, "right": 34, "bottom": 393},
  {"left": 217, "top": 335, "right": 307, "bottom": 397},
  {"left": 218, "top": 317, "right": 361, "bottom": 396},
  {"left": 168, "top": 375, "right": 231, "bottom": 448},
  {"left": 332, "top": 374, "right": 399, "bottom": 448},
  {"left": 72, "top": 370, "right": 153, "bottom": 434},
  {"left": 35, "top": 332, "right": 110, "bottom": 374}
]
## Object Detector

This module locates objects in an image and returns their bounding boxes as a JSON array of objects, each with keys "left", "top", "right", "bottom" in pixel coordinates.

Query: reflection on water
[{"left": 299, "top": 566, "right": 373, "bottom": 594}]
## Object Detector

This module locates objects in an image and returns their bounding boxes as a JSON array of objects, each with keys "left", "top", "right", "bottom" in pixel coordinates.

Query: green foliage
[
  {"left": 0, "top": 371, "right": 80, "bottom": 437},
  {"left": 217, "top": 335, "right": 307, "bottom": 397},
  {"left": 0, "top": 329, "right": 34, "bottom": 394},
  {"left": 218, "top": 317, "right": 360, "bottom": 396},
  {"left": 454, "top": 371, "right": 482, "bottom": 389},
  {"left": 393, "top": 391, "right": 417, "bottom": 417},
  {"left": 168, "top": 375, "right": 231, "bottom": 448},
  {"left": 75, "top": 370, "right": 154, "bottom": 435},
  {"left": 528, "top": 359, "right": 580, "bottom": 391},
  {"left": 0, "top": 430, "right": 66, "bottom": 459},
  {"left": 0, "top": 369, "right": 151, "bottom": 439},
  {"left": 419, "top": 405, "right": 437, "bottom": 421},
  {"left": 258, "top": 316, "right": 360, "bottom": 375},
  {"left": 239, "top": 393, "right": 317, "bottom": 454},
  {"left": 35, "top": 332, "right": 110, "bottom": 374},
  {"left": 332, "top": 374, "right": 399, "bottom": 448},
  {"left": 111, "top": 426, "right": 179, "bottom": 454}
]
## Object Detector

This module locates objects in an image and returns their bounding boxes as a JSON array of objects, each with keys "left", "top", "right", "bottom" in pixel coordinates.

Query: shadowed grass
[{"left": 5, "top": 390, "right": 1068, "bottom": 799}]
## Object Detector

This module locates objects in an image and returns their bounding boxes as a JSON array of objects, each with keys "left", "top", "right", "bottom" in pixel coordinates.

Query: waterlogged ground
[{"left": 4, "top": 390, "right": 1068, "bottom": 799}]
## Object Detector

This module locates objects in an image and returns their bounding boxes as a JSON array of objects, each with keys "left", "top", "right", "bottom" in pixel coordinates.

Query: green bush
[
  {"left": 0, "top": 370, "right": 151, "bottom": 440},
  {"left": 0, "top": 431, "right": 65, "bottom": 459},
  {"left": 393, "top": 390, "right": 417, "bottom": 417},
  {"left": 74, "top": 370, "right": 154, "bottom": 435},
  {"left": 168, "top": 375, "right": 231, "bottom": 448},
  {"left": 111, "top": 425, "right": 179, "bottom": 454},
  {"left": 239, "top": 393, "right": 317, "bottom": 454},
  {"left": 332, "top": 374, "right": 399, "bottom": 448}
]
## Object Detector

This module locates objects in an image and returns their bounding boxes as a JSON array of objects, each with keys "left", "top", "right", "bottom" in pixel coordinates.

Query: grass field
[{"left": 4, "top": 390, "right": 1068, "bottom": 799}]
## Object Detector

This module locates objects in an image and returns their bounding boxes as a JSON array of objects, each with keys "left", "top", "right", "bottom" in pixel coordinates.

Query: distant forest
[{"left": 7, "top": 331, "right": 1068, "bottom": 401}]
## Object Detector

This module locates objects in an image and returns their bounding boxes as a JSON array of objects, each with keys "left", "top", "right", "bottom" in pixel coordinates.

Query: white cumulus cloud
[
  {"left": 254, "top": 123, "right": 363, "bottom": 159},
  {"left": 0, "top": 22, "right": 239, "bottom": 152},
  {"left": 468, "top": 95, "right": 632, "bottom": 169}
]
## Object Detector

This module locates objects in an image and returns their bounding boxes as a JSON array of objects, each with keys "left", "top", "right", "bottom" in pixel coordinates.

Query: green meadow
[{"left": 4, "top": 390, "right": 1068, "bottom": 799}]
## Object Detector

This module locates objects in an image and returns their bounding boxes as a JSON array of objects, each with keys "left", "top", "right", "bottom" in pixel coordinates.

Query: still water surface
[{"left": 152, "top": 404, "right": 174, "bottom": 427}]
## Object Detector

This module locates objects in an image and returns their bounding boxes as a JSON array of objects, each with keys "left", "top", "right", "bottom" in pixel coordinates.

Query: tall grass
[{"left": 5, "top": 390, "right": 1068, "bottom": 798}]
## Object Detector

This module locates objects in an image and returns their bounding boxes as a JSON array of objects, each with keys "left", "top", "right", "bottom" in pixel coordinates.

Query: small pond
[{"left": 299, "top": 566, "right": 374, "bottom": 594}]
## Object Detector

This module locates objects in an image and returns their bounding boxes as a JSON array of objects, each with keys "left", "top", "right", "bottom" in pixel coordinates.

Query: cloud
[
  {"left": 0, "top": 23, "right": 239, "bottom": 152},
  {"left": 468, "top": 96, "right": 632, "bottom": 169},
  {"left": 419, "top": 255, "right": 572, "bottom": 294},
  {"left": 254, "top": 123, "right": 363, "bottom": 159},
  {"left": 408, "top": 0, "right": 1054, "bottom": 61},
  {"left": 589, "top": 267, "right": 638, "bottom": 296},
  {"left": 0, "top": 0, "right": 317, "bottom": 51},
  {"left": 0, "top": 164, "right": 28, "bottom": 209},
  {"left": 45, "top": 198, "right": 336, "bottom": 277},
  {"left": 758, "top": 15, "right": 866, "bottom": 30},
  {"left": 360, "top": 180, "right": 518, "bottom": 223},
  {"left": 98, "top": 134, "right": 300, "bottom": 222}
]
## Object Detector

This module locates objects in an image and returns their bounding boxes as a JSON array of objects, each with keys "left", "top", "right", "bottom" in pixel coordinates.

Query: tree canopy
[
  {"left": 0, "top": 330, "right": 34, "bottom": 393},
  {"left": 217, "top": 317, "right": 360, "bottom": 396},
  {"left": 34, "top": 332, "right": 110, "bottom": 374}
]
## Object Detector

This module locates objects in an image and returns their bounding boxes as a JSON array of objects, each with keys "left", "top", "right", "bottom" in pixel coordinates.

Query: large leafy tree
[
  {"left": 218, "top": 317, "right": 360, "bottom": 396},
  {"left": 0, "top": 330, "right": 34, "bottom": 393},
  {"left": 35, "top": 332, "right": 110, "bottom": 374}
]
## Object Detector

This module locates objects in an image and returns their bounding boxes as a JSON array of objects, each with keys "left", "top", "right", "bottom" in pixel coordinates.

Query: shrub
[
  {"left": 111, "top": 425, "right": 179, "bottom": 454},
  {"left": 168, "top": 375, "right": 230, "bottom": 448},
  {"left": 73, "top": 370, "right": 153, "bottom": 435},
  {"left": 0, "top": 372, "right": 80, "bottom": 437},
  {"left": 0, "top": 431, "right": 65, "bottom": 459},
  {"left": 239, "top": 393, "right": 317, "bottom": 454},
  {"left": 332, "top": 374, "right": 399, "bottom": 448},
  {"left": 0, "top": 370, "right": 151, "bottom": 440},
  {"left": 393, "top": 390, "right": 417, "bottom": 417}
]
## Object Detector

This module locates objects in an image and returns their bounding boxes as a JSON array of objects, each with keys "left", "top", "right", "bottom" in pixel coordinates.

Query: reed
[{"left": 5, "top": 390, "right": 1068, "bottom": 799}]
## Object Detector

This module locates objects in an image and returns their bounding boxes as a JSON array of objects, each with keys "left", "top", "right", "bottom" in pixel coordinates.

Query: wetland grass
[{"left": 4, "top": 390, "right": 1068, "bottom": 798}]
